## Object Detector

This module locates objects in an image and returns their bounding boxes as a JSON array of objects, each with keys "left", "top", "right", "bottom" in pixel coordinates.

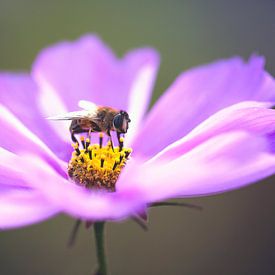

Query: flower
[{"left": 1, "top": 34, "right": 275, "bottom": 229}]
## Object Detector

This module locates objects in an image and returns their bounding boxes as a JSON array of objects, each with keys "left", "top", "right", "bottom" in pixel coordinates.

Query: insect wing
[
  {"left": 78, "top": 100, "right": 97, "bottom": 111},
  {"left": 47, "top": 110, "right": 93, "bottom": 121}
]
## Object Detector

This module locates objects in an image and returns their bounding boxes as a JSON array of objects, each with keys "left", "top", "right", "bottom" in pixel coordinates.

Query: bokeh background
[{"left": 1, "top": 1, "right": 275, "bottom": 274}]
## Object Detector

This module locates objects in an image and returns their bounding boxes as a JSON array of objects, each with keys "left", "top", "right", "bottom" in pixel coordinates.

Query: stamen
[
  {"left": 125, "top": 149, "right": 132, "bottom": 159},
  {"left": 72, "top": 143, "right": 81, "bottom": 156},
  {"left": 100, "top": 155, "right": 105, "bottom": 168},
  {"left": 85, "top": 138, "right": 90, "bottom": 151},
  {"left": 112, "top": 161, "right": 118, "bottom": 171},
  {"left": 119, "top": 137, "right": 124, "bottom": 152},
  {"left": 88, "top": 145, "right": 93, "bottom": 159},
  {"left": 80, "top": 136, "right": 85, "bottom": 149},
  {"left": 99, "top": 133, "right": 103, "bottom": 148},
  {"left": 119, "top": 153, "right": 124, "bottom": 163},
  {"left": 68, "top": 139, "right": 132, "bottom": 191}
]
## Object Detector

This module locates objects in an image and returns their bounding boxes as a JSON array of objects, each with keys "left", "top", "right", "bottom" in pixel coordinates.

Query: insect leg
[
  {"left": 70, "top": 121, "right": 79, "bottom": 144},
  {"left": 88, "top": 128, "right": 92, "bottom": 140},
  {"left": 71, "top": 131, "right": 78, "bottom": 144},
  {"left": 116, "top": 132, "right": 121, "bottom": 144},
  {"left": 107, "top": 129, "right": 114, "bottom": 152}
]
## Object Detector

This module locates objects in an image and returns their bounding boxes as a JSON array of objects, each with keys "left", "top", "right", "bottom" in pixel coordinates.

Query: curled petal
[{"left": 132, "top": 56, "right": 275, "bottom": 159}]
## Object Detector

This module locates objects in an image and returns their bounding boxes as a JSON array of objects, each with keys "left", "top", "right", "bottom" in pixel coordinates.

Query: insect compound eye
[
  {"left": 113, "top": 114, "right": 123, "bottom": 130},
  {"left": 121, "top": 111, "right": 131, "bottom": 122}
]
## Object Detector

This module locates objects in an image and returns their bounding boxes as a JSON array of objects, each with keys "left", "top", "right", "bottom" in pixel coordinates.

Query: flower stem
[{"left": 94, "top": 222, "right": 107, "bottom": 275}]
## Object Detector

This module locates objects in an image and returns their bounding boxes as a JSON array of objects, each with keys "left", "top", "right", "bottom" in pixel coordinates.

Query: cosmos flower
[{"left": 1, "top": 35, "right": 275, "bottom": 229}]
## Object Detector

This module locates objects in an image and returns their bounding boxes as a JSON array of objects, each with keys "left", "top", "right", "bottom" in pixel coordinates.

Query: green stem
[{"left": 94, "top": 222, "right": 107, "bottom": 275}]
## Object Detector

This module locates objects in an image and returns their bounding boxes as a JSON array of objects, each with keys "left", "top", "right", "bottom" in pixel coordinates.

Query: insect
[{"left": 48, "top": 100, "right": 131, "bottom": 149}]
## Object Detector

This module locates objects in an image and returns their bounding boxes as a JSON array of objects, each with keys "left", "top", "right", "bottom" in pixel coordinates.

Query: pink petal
[
  {"left": 0, "top": 149, "right": 27, "bottom": 188},
  {"left": 125, "top": 50, "right": 159, "bottom": 145},
  {"left": 132, "top": 56, "right": 275, "bottom": 159},
  {"left": 0, "top": 73, "right": 72, "bottom": 161},
  {"left": 0, "top": 106, "right": 67, "bottom": 177},
  {"left": 0, "top": 188, "right": 58, "bottom": 229},
  {"left": 27, "top": 163, "right": 145, "bottom": 221},
  {"left": 32, "top": 35, "right": 159, "bottom": 136},
  {"left": 128, "top": 131, "right": 275, "bottom": 202},
  {"left": 0, "top": 149, "right": 146, "bottom": 221},
  {"left": 151, "top": 101, "right": 275, "bottom": 162}
]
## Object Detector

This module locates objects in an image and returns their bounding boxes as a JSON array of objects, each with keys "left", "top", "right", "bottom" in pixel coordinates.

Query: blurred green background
[{"left": 1, "top": 0, "right": 275, "bottom": 274}]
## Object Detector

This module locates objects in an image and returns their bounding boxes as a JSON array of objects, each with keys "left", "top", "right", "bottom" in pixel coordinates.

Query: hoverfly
[{"left": 48, "top": 100, "right": 131, "bottom": 149}]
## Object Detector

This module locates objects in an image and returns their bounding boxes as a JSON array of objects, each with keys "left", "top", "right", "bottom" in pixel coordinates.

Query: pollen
[{"left": 68, "top": 135, "right": 132, "bottom": 191}]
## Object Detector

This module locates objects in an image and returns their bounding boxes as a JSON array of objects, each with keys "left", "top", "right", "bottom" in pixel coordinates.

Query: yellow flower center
[{"left": 68, "top": 134, "right": 132, "bottom": 191}]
